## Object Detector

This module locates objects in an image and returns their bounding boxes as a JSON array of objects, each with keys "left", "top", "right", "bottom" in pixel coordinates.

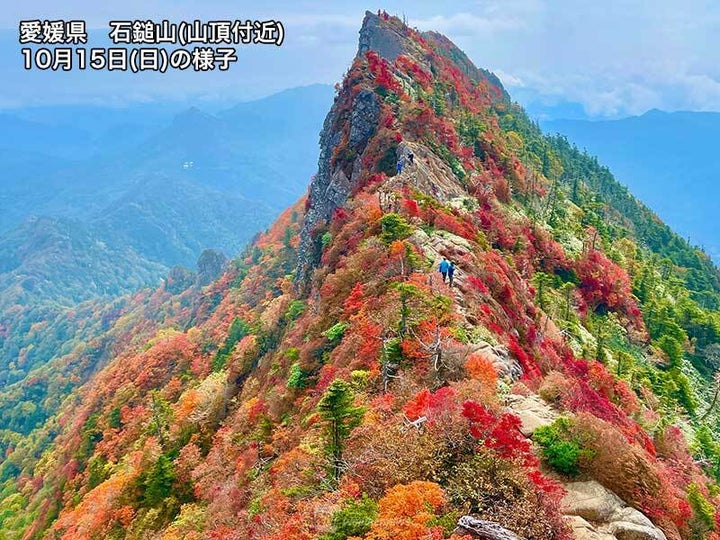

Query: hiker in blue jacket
[
  {"left": 439, "top": 257, "right": 450, "bottom": 283},
  {"left": 448, "top": 261, "right": 456, "bottom": 288}
]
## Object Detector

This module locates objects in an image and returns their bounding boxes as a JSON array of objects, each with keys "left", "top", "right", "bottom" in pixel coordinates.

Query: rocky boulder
[
  {"left": 504, "top": 393, "right": 559, "bottom": 436},
  {"left": 562, "top": 481, "right": 667, "bottom": 540},
  {"left": 563, "top": 481, "right": 625, "bottom": 523},
  {"left": 454, "top": 516, "right": 525, "bottom": 540}
]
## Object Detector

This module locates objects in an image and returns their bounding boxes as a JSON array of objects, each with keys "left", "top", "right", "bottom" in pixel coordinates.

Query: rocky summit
[{"left": 1, "top": 10, "right": 720, "bottom": 540}]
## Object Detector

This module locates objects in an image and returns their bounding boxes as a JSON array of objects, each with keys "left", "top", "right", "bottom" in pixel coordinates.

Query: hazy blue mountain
[
  {"left": 543, "top": 110, "right": 720, "bottom": 261},
  {"left": 0, "top": 216, "right": 164, "bottom": 309},
  {"left": 93, "top": 176, "right": 271, "bottom": 268},
  {"left": 0, "top": 84, "right": 334, "bottom": 233},
  {"left": 0, "top": 84, "right": 334, "bottom": 383}
]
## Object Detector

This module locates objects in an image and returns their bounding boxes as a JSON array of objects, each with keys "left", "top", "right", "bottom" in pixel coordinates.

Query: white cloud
[
  {"left": 494, "top": 69, "right": 525, "bottom": 88},
  {"left": 496, "top": 66, "right": 720, "bottom": 118},
  {"left": 409, "top": 0, "right": 542, "bottom": 36},
  {"left": 2, "top": 0, "right": 720, "bottom": 116}
]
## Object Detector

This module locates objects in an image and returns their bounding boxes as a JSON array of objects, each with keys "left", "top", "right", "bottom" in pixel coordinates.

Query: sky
[{"left": 1, "top": 0, "right": 720, "bottom": 118}]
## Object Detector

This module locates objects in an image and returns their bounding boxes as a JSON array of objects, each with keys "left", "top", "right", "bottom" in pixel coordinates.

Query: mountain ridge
[
  {"left": 1, "top": 10, "right": 720, "bottom": 540},
  {"left": 0, "top": 84, "right": 333, "bottom": 398}
]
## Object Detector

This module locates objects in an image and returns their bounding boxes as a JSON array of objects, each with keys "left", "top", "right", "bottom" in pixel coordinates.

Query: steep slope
[
  {"left": 543, "top": 110, "right": 720, "bottom": 262},
  {"left": 2, "top": 11, "right": 720, "bottom": 540}
]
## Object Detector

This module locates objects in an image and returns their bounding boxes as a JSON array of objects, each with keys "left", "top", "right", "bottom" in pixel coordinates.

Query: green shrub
[
  {"left": 322, "top": 232, "right": 333, "bottom": 248},
  {"left": 323, "top": 322, "right": 349, "bottom": 343},
  {"left": 656, "top": 335, "right": 684, "bottom": 369},
  {"left": 285, "top": 300, "right": 306, "bottom": 322},
  {"left": 379, "top": 213, "right": 413, "bottom": 244},
  {"left": 533, "top": 417, "right": 593, "bottom": 476},
  {"left": 670, "top": 369, "right": 697, "bottom": 414},
  {"left": 287, "top": 362, "right": 309, "bottom": 390},
  {"left": 141, "top": 454, "right": 176, "bottom": 507},
  {"left": 694, "top": 425, "right": 720, "bottom": 482},
  {"left": 687, "top": 483, "right": 716, "bottom": 533},
  {"left": 428, "top": 511, "right": 461, "bottom": 536},
  {"left": 350, "top": 370, "right": 370, "bottom": 389},
  {"left": 321, "top": 495, "right": 378, "bottom": 540}
]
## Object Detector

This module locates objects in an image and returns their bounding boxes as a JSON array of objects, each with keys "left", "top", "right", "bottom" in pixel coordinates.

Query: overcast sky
[{"left": 1, "top": 0, "right": 719, "bottom": 118}]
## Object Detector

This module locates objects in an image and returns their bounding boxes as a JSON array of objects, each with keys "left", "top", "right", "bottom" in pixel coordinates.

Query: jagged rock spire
[
  {"left": 357, "top": 10, "right": 407, "bottom": 62},
  {"left": 294, "top": 11, "right": 508, "bottom": 292},
  {"left": 295, "top": 14, "right": 399, "bottom": 291}
]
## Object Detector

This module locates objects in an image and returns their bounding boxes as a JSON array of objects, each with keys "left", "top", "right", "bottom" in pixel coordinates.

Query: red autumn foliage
[
  {"left": 433, "top": 211, "right": 477, "bottom": 241},
  {"left": 366, "top": 51, "right": 403, "bottom": 94},
  {"left": 476, "top": 207, "right": 516, "bottom": 250},
  {"left": 404, "top": 386, "right": 458, "bottom": 422},
  {"left": 507, "top": 337, "right": 542, "bottom": 380},
  {"left": 562, "top": 378, "right": 655, "bottom": 455},
  {"left": 395, "top": 55, "right": 433, "bottom": 90},
  {"left": 11, "top": 13, "right": 720, "bottom": 540},
  {"left": 343, "top": 282, "right": 365, "bottom": 317},
  {"left": 576, "top": 249, "right": 642, "bottom": 327},
  {"left": 402, "top": 198, "right": 421, "bottom": 218},
  {"left": 467, "top": 275, "right": 489, "bottom": 294},
  {"left": 462, "top": 400, "right": 536, "bottom": 467}
]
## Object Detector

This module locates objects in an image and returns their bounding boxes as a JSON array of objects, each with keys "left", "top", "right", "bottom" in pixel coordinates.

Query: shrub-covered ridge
[{"left": 1, "top": 10, "right": 720, "bottom": 540}]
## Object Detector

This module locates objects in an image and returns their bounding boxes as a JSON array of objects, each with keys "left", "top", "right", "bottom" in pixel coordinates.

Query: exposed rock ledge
[
  {"left": 563, "top": 481, "right": 668, "bottom": 540},
  {"left": 504, "top": 392, "right": 559, "bottom": 436}
]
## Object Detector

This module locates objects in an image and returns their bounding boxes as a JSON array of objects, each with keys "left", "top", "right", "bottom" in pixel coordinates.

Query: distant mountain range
[
  {"left": 2, "top": 13, "right": 718, "bottom": 539},
  {"left": 543, "top": 110, "right": 720, "bottom": 262},
  {"left": 0, "top": 84, "right": 334, "bottom": 382}
]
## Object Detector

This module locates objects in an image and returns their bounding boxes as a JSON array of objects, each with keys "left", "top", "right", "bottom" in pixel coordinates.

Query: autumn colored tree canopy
[{"left": 0, "top": 10, "right": 719, "bottom": 540}]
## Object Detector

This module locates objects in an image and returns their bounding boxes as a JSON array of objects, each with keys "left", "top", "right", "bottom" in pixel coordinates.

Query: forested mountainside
[
  {"left": 0, "top": 85, "right": 333, "bottom": 400},
  {"left": 2, "top": 11, "right": 720, "bottom": 540},
  {"left": 543, "top": 111, "right": 720, "bottom": 263}
]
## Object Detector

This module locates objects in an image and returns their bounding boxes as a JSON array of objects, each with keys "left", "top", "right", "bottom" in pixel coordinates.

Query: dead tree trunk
[{"left": 454, "top": 516, "right": 526, "bottom": 540}]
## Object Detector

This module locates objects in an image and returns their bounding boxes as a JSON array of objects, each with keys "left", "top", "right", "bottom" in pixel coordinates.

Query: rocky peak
[
  {"left": 295, "top": 13, "right": 426, "bottom": 290},
  {"left": 357, "top": 10, "right": 409, "bottom": 62},
  {"left": 295, "top": 14, "right": 399, "bottom": 290},
  {"left": 294, "top": 11, "right": 511, "bottom": 292}
]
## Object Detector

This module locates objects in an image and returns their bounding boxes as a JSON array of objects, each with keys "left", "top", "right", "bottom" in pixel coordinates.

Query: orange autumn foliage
[
  {"left": 365, "top": 481, "right": 446, "bottom": 540},
  {"left": 465, "top": 352, "right": 498, "bottom": 389}
]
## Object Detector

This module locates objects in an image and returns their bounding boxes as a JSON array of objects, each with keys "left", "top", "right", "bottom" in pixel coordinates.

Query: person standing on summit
[{"left": 439, "top": 257, "right": 450, "bottom": 283}]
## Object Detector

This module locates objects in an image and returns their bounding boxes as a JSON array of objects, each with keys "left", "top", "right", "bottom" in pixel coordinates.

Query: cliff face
[
  {"left": 296, "top": 86, "right": 380, "bottom": 287},
  {"left": 357, "top": 10, "right": 411, "bottom": 61},
  {"left": 297, "top": 12, "right": 389, "bottom": 288},
  {"left": 5, "top": 10, "right": 720, "bottom": 540},
  {"left": 296, "top": 11, "right": 506, "bottom": 290}
]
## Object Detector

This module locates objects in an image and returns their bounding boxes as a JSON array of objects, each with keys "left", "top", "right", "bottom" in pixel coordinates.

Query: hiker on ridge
[{"left": 439, "top": 257, "right": 450, "bottom": 283}]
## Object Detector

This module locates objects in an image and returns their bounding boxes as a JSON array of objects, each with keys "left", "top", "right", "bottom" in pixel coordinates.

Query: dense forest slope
[
  {"left": 543, "top": 110, "right": 720, "bottom": 263},
  {"left": 2, "top": 11, "right": 720, "bottom": 540},
  {"left": 0, "top": 85, "right": 333, "bottom": 398}
]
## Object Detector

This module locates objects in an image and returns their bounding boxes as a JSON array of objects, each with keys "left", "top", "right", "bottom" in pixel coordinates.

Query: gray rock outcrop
[{"left": 562, "top": 481, "right": 667, "bottom": 540}]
